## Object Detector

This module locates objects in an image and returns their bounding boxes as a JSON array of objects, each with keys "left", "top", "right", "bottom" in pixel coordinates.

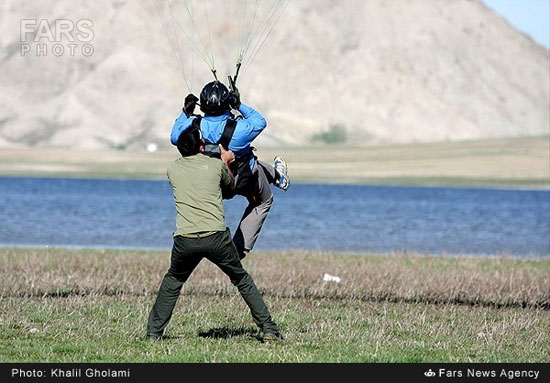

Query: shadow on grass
[
  {"left": 198, "top": 327, "right": 258, "bottom": 340},
  {"left": 21, "top": 289, "right": 550, "bottom": 311}
]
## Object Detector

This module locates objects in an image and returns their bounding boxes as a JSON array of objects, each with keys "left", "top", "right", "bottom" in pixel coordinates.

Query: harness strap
[
  {"left": 194, "top": 116, "right": 236, "bottom": 150},
  {"left": 218, "top": 118, "right": 237, "bottom": 150},
  {"left": 192, "top": 116, "right": 256, "bottom": 197}
]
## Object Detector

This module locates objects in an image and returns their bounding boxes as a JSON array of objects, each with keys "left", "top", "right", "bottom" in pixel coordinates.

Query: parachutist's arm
[
  {"left": 228, "top": 103, "right": 267, "bottom": 150},
  {"left": 170, "top": 111, "right": 195, "bottom": 145},
  {"left": 183, "top": 94, "right": 199, "bottom": 117},
  {"left": 239, "top": 103, "right": 267, "bottom": 133}
]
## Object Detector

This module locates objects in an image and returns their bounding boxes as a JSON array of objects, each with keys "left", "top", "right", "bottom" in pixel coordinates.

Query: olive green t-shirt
[{"left": 167, "top": 154, "right": 232, "bottom": 236}]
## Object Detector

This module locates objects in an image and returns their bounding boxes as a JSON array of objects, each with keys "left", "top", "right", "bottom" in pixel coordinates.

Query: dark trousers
[{"left": 146, "top": 229, "right": 278, "bottom": 336}]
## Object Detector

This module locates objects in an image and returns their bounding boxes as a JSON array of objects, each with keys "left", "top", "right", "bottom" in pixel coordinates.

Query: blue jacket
[{"left": 170, "top": 103, "right": 266, "bottom": 171}]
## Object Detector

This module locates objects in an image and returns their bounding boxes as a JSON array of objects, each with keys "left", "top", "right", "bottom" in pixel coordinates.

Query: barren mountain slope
[{"left": 0, "top": 0, "right": 548, "bottom": 150}]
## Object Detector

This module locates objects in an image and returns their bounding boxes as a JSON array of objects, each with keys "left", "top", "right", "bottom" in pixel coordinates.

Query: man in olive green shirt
[
  {"left": 169, "top": 153, "right": 231, "bottom": 236},
  {"left": 146, "top": 125, "right": 282, "bottom": 342}
]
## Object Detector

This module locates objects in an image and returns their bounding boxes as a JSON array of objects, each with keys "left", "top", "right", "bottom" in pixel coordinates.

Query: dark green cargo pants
[{"left": 146, "top": 228, "right": 278, "bottom": 337}]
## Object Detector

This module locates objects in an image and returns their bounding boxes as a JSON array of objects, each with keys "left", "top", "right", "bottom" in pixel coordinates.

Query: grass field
[
  {"left": 1, "top": 247, "right": 548, "bottom": 362},
  {"left": 0, "top": 135, "right": 548, "bottom": 188}
]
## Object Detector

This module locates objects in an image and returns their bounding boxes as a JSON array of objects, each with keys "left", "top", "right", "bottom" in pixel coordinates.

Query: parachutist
[
  {"left": 149, "top": 0, "right": 291, "bottom": 259},
  {"left": 170, "top": 81, "right": 290, "bottom": 259}
]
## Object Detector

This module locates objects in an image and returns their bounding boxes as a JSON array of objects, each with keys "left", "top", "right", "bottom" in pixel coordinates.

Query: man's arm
[{"left": 219, "top": 144, "right": 235, "bottom": 190}]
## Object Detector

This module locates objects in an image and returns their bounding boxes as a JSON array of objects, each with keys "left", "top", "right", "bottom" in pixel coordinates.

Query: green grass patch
[{"left": 0, "top": 247, "right": 548, "bottom": 362}]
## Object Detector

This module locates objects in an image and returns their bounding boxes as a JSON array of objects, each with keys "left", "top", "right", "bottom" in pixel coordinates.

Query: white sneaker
[{"left": 273, "top": 156, "right": 290, "bottom": 191}]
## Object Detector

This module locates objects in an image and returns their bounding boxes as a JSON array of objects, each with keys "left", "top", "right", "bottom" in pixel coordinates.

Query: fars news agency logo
[
  {"left": 425, "top": 369, "right": 436, "bottom": 378},
  {"left": 20, "top": 19, "right": 94, "bottom": 57}
]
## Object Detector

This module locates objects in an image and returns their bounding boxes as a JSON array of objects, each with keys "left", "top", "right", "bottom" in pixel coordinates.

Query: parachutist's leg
[
  {"left": 257, "top": 160, "right": 278, "bottom": 184},
  {"left": 233, "top": 165, "right": 273, "bottom": 259}
]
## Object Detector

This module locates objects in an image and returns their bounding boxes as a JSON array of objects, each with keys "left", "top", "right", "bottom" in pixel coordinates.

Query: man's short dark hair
[{"left": 176, "top": 126, "right": 202, "bottom": 157}]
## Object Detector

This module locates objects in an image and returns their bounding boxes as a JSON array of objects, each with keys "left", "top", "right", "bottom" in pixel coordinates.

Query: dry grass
[
  {"left": 1, "top": 248, "right": 548, "bottom": 309},
  {"left": 1, "top": 247, "right": 549, "bottom": 362},
  {"left": 1, "top": 136, "right": 548, "bottom": 187}
]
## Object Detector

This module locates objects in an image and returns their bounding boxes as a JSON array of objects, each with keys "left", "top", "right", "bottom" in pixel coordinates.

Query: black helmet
[{"left": 200, "top": 81, "right": 230, "bottom": 116}]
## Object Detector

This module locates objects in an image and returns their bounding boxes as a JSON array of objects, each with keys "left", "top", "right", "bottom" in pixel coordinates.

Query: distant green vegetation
[
  {"left": 311, "top": 124, "right": 347, "bottom": 144},
  {"left": 1, "top": 247, "right": 548, "bottom": 362}
]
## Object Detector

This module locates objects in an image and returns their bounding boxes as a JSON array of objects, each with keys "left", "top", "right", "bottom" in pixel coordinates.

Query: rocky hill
[{"left": 0, "top": 0, "right": 548, "bottom": 150}]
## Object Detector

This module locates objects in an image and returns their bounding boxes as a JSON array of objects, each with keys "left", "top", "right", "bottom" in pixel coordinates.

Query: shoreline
[
  {"left": 1, "top": 173, "right": 549, "bottom": 191},
  {"left": 1, "top": 136, "right": 548, "bottom": 189}
]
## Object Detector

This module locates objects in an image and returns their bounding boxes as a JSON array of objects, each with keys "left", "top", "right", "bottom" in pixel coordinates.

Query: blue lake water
[{"left": 0, "top": 177, "right": 549, "bottom": 256}]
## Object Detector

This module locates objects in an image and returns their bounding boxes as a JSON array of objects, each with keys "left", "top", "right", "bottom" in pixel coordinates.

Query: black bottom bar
[{"left": 1, "top": 363, "right": 549, "bottom": 383}]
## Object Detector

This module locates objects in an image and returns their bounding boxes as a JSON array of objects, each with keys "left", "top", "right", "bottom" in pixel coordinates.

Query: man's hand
[
  {"left": 183, "top": 94, "right": 199, "bottom": 117},
  {"left": 219, "top": 144, "right": 235, "bottom": 165},
  {"left": 219, "top": 144, "right": 235, "bottom": 190},
  {"left": 229, "top": 86, "right": 241, "bottom": 110}
]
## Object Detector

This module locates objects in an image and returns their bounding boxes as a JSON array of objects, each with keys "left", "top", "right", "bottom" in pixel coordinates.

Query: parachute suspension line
[
  {"left": 238, "top": 0, "right": 287, "bottom": 71},
  {"left": 240, "top": 0, "right": 290, "bottom": 78},
  {"left": 148, "top": 0, "right": 215, "bottom": 86},
  {"left": 239, "top": 0, "right": 279, "bottom": 61},
  {"left": 145, "top": 0, "right": 289, "bottom": 89},
  {"left": 203, "top": 0, "right": 217, "bottom": 77},
  {"left": 244, "top": 0, "right": 290, "bottom": 77},
  {"left": 166, "top": 0, "right": 192, "bottom": 92},
  {"left": 236, "top": 0, "right": 249, "bottom": 68},
  {"left": 235, "top": 0, "right": 286, "bottom": 84},
  {"left": 239, "top": 0, "right": 260, "bottom": 63},
  {"left": 234, "top": 0, "right": 252, "bottom": 85},
  {"left": 179, "top": 0, "right": 216, "bottom": 72},
  {"left": 147, "top": 0, "right": 191, "bottom": 92},
  {"left": 236, "top": 0, "right": 258, "bottom": 67}
]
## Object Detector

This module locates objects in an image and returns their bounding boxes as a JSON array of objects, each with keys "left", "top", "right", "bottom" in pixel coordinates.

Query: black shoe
[
  {"left": 262, "top": 329, "right": 284, "bottom": 342},
  {"left": 238, "top": 249, "right": 249, "bottom": 260},
  {"left": 146, "top": 333, "right": 163, "bottom": 342}
]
